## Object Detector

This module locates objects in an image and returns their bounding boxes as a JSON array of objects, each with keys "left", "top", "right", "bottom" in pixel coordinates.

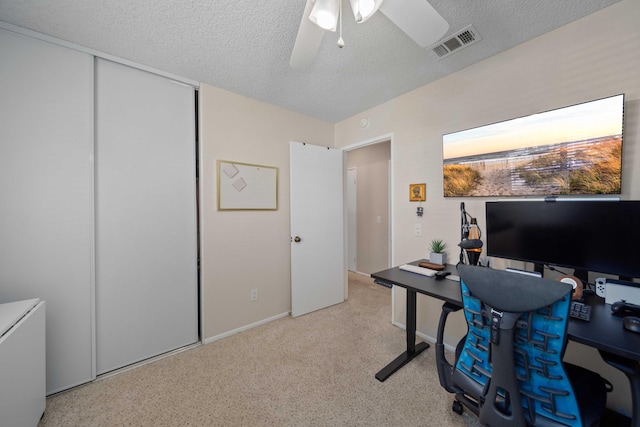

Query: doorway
[{"left": 345, "top": 139, "right": 392, "bottom": 275}]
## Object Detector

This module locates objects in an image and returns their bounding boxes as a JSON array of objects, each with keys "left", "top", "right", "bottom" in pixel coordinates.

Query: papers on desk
[{"left": 399, "top": 264, "right": 437, "bottom": 277}]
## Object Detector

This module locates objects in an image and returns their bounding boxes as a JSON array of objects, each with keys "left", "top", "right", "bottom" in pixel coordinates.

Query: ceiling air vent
[{"left": 431, "top": 25, "right": 481, "bottom": 59}]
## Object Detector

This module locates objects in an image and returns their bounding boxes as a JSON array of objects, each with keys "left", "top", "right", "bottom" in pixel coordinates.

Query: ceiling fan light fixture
[
  {"left": 309, "top": 0, "right": 339, "bottom": 31},
  {"left": 348, "top": 0, "right": 383, "bottom": 23}
]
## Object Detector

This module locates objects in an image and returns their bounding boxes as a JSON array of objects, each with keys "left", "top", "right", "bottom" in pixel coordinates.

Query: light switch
[
  {"left": 376, "top": 216, "right": 382, "bottom": 224},
  {"left": 414, "top": 223, "right": 422, "bottom": 237}
]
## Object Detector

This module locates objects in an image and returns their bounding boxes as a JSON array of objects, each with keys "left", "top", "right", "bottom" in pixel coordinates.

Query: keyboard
[
  {"left": 399, "top": 264, "right": 437, "bottom": 277},
  {"left": 570, "top": 301, "right": 592, "bottom": 321}
]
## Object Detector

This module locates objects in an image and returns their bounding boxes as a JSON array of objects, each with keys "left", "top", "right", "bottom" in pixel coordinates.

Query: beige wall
[
  {"left": 199, "top": 84, "right": 333, "bottom": 339},
  {"left": 334, "top": 0, "right": 640, "bottom": 414},
  {"left": 347, "top": 141, "right": 391, "bottom": 274}
]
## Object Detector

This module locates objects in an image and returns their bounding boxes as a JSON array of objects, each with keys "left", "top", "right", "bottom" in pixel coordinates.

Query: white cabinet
[{"left": 0, "top": 299, "right": 46, "bottom": 427}]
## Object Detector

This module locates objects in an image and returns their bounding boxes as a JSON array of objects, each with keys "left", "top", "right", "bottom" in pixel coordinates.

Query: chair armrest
[{"left": 436, "top": 302, "right": 464, "bottom": 393}]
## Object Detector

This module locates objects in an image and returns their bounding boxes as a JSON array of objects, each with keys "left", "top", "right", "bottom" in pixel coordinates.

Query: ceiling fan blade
[
  {"left": 290, "top": 0, "right": 327, "bottom": 69},
  {"left": 379, "top": 0, "right": 449, "bottom": 48}
]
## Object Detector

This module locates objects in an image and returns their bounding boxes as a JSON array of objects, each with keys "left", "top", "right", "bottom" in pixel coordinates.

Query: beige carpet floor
[{"left": 39, "top": 272, "right": 482, "bottom": 427}]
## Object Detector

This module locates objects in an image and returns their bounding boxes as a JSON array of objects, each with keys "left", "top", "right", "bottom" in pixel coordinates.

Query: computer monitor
[{"left": 485, "top": 200, "right": 640, "bottom": 280}]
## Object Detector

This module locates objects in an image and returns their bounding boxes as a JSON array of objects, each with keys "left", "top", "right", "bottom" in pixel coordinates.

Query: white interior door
[
  {"left": 95, "top": 59, "right": 198, "bottom": 374},
  {"left": 290, "top": 142, "right": 345, "bottom": 317},
  {"left": 347, "top": 168, "right": 357, "bottom": 271}
]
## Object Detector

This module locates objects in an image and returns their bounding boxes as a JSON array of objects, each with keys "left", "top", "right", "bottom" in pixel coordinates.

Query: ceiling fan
[{"left": 290, "top": 0, "right": 449, "bottom": 69}]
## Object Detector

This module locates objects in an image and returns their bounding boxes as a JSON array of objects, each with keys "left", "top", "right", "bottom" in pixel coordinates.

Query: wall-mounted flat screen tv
[{"left": 443, "top": 94, "right": 624, "bottom": 197}]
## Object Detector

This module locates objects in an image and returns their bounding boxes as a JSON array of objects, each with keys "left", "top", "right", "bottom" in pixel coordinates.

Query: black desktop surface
[
  {"left": 570, "top": 293, "right": 640, "bottom": 361},
  {"left": 371, "top": 261, "right": 640, "bottom": 362},
  {"left": 372, "top": 262, "right": 462, "bottom": 306}
]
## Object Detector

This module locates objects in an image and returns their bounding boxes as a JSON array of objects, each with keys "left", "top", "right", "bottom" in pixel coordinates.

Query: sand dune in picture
[{"left": 443, "top": 137, "right": 621, "bottom": 197}]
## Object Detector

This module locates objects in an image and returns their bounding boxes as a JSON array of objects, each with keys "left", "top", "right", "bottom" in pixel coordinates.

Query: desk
[{"left": 371, "top": 260, "right": 640, "bottom": 427}]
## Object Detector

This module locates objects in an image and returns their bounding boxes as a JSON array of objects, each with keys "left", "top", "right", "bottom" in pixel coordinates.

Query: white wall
[
  {"left": 199, "top": 84, "right": 334, "bottom": 340},
  {"left": 334, "top": 0, "right": 640, "bottom": 414}
]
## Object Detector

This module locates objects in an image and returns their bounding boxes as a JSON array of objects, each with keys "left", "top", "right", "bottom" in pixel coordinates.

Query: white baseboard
[
  {"left": 203, "top": 311, "right": 290, "bottom": 345},
  {"left": 392, "top": 320, "right": 457, "bottom": 353},
  {"left": 349, "top": 270, "right": 371, "bottom": 277}
]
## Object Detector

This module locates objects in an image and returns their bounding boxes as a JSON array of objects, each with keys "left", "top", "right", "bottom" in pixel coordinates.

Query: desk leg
[
  {"left": 599, "top": 350, "right": 640, "bottom": 427},
  {"left": 375, "top": 289, "right": 430, "bottom": 382}
]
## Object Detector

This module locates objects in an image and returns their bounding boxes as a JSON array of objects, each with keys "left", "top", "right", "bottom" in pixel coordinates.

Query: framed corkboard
[
  {"left": 217, "top": 160, "right": 278, "bottom": 210},
  {"left": 409, "top": 183, "right": 426, "bottom": 202}
]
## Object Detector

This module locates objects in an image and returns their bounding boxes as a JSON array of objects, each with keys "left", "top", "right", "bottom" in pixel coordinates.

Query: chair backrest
[{"left": 454, "top": 265, "right": 580, "bottom": 427}]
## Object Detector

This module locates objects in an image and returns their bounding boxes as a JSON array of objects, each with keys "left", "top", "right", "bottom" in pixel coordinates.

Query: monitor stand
[{"left": 573, "top": 268, "right": 589, "bottom": 284}]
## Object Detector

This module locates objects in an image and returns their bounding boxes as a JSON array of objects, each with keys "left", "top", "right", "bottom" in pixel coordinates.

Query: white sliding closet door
[
  {"left": 95, "top": 59, "right": 198, "bottom": 374},
  {"left": 0, "top": 29, "right": 94, "bottom": 394}
]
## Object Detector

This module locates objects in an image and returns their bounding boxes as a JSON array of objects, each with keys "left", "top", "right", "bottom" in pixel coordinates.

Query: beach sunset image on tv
[{"left": 443, "top": 94, "right": 624, "bottom": 197}]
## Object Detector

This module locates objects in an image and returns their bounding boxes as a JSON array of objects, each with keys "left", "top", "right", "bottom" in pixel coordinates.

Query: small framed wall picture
[{"left": 409, "top": 183, "right": 426, "bottom": 202}]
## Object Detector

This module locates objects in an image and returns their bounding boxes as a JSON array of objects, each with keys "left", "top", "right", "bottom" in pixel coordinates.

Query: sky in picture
[{"left": 443, "top": 95, "right": 624, "bottom": 160}]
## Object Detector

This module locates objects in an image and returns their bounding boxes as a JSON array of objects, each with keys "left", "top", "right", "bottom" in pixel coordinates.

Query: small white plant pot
[{"left": 430, "top": 252, "right": 447, "bottom": 265}]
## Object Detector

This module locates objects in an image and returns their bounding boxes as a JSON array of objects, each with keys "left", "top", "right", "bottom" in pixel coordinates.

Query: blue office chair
[{"left": 436, "top": 265, "right": 609, "bottom": 427}]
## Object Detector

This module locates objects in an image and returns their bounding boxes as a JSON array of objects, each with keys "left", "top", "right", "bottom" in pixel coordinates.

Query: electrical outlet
[{"left": 250, "top": 289, "right": 258, "bottom": 301}]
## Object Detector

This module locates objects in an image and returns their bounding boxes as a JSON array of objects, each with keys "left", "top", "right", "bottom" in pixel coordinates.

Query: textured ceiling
[{"left": 0, "top": 0, "right": 621, "bottom": 123}]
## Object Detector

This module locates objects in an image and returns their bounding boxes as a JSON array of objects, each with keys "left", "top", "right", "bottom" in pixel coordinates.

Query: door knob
[{"left": 293, "top": 236, "right": 302, "bottom": 243}]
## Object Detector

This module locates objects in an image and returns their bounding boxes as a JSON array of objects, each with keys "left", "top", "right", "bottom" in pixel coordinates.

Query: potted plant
[{"left": 429, "top": 239, "right": 447, "bottom": 265}]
